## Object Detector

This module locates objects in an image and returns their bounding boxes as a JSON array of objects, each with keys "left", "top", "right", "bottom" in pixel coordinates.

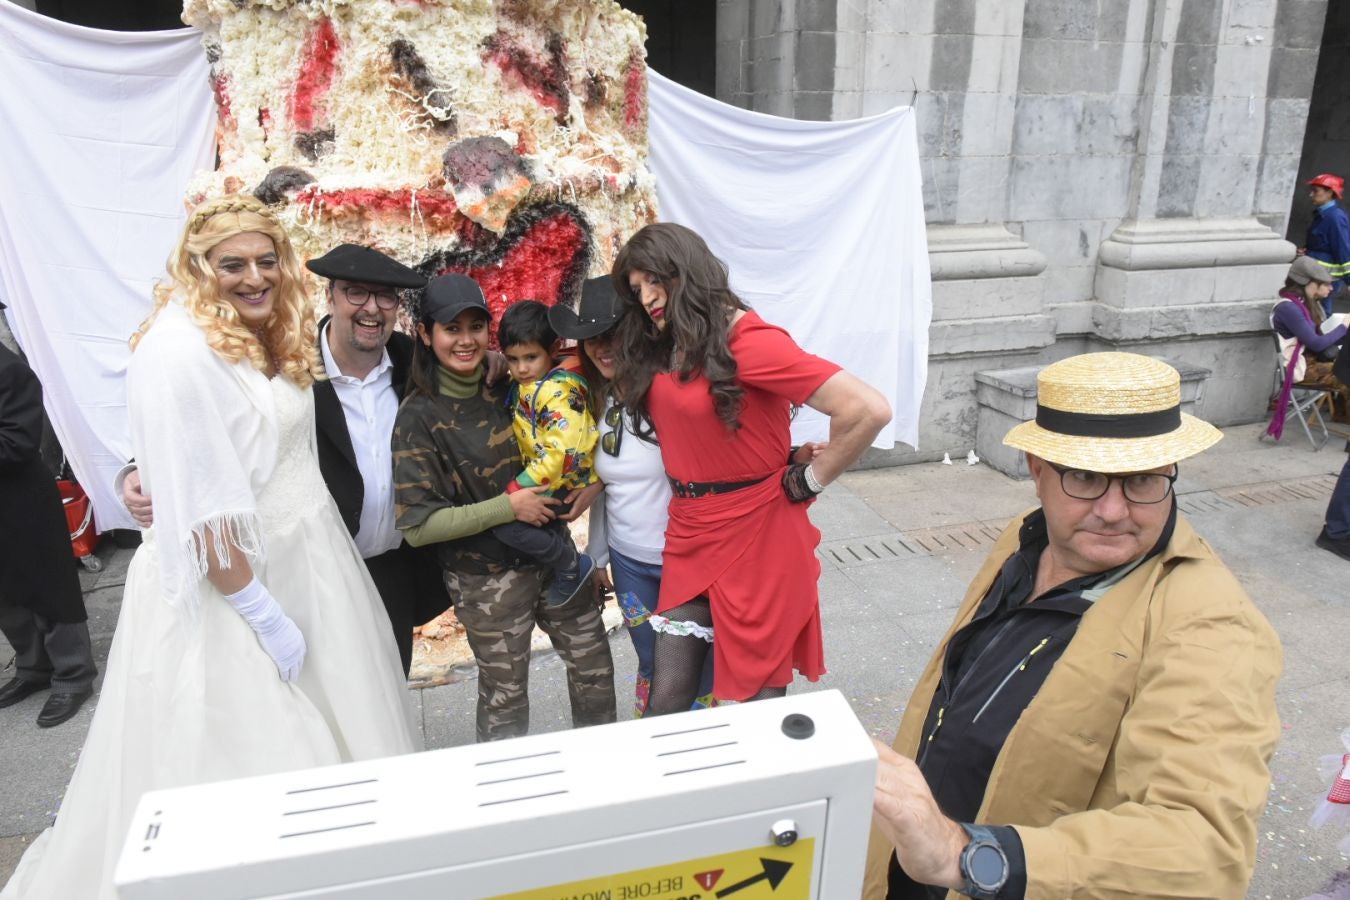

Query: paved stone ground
[{"left": 2, "top": 422, "right": 1349, "bottom": 897}]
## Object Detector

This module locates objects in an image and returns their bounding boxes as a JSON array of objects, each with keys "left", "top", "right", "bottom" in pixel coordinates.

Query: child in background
[{"left": 494, "top": 300, "right": 599, "bottom": 607}]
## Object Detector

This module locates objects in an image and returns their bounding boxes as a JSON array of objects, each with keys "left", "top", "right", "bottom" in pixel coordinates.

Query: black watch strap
[{"left": 958, "top": 823, "right": 1009, "bottom": 899}]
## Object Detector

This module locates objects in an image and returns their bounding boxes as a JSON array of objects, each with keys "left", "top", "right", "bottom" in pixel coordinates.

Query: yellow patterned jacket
[{"left": 508, "top": 364, "right": 598, "bottom": 494}]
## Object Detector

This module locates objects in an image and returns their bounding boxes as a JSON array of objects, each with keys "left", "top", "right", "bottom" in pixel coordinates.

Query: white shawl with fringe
[{"left": 127, "top": 302, "right": 277, "bottom": 614}]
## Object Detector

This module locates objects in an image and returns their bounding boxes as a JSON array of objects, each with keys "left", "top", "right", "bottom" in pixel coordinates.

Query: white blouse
[{"left": 590, "top": 399, "right": 669, "bottom": 567}]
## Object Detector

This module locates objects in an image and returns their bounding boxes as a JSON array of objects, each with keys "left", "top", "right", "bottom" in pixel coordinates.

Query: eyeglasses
[
  {"left": 601, "top": 405, "right": 623, "bottom": 457},
  {"left": 1045, "top": 462, "right": 1178, "bottom": 505},
  {"left": 340, "top": 284, "right": 400, "bottom": 310}
]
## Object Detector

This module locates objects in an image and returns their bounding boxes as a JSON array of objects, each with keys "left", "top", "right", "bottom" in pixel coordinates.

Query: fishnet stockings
[
  {"left": 647, "top": 597, "right": 714, "bottom": 716},
  {"left": 646, "top": 596, "right": 788, "bottom": 715}
]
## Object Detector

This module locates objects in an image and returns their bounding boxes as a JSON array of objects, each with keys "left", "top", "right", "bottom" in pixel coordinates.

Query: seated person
[
  {"left": 1270, "top": 256, "right": 1348, "bottom": 432},
  {"left": 493, "top": 300, "right": 599, "bottom": 607}
]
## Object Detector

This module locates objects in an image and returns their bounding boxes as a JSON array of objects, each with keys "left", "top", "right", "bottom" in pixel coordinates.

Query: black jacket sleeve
[{"left": 0, "top": 346, "right": 44, "bottom": 468}]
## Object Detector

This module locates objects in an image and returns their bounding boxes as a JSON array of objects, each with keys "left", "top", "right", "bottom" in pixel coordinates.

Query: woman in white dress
[{"left": 1, "top": 196, "right": 420, "bottom": 900}]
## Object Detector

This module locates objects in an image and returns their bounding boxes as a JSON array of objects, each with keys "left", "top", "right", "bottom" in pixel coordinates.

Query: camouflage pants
[{"left": 445, "top": 565, "right": 616, "bottom": 742}]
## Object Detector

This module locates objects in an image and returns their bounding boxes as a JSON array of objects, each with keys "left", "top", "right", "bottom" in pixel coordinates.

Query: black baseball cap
[
  {"left": 306, "top": 244, "right": 427, "bottom": 288},
  {"left": 423, "top": 273, "right": 489, "bottom": 324}
]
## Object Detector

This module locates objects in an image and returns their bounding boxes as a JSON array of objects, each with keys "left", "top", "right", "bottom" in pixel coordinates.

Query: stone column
[
  {"left": 1090, "top": 0, "right": 1320, "bottom": 425},
  {"left": 839, "top": 1, "right": 1055, "bottom": 462},
  {"left": 715, "top": 0, "right": 840, "bottom": 120}
]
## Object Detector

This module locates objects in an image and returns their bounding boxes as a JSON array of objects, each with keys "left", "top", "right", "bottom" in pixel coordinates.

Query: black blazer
[
  {"left": 313, "top": 321, "right": 416, "bottom": 537},
  {"left": 0, "top": 344, "right": 87, "bottom": 622}
]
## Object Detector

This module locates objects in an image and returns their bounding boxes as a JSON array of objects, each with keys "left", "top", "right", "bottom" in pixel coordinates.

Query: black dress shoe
[
  {"left": 1316, "top": 527, "right": 1350, "bottom": 561},
  {"left": 36, "top": 689, "right": 92, "bottom": 728},
  {"left": 0, "top": 677, "right": 50, "bottom": 709}
]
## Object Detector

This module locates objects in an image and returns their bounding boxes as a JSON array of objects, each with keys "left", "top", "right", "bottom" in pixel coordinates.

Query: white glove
[{"left": 223, "top": 578, "right": 306, "bottom": 682}]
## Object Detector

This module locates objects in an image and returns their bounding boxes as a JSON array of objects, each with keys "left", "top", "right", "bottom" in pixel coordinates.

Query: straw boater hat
[{"left": 1003, "top": 353, "right": 1222, "bottom": 473}]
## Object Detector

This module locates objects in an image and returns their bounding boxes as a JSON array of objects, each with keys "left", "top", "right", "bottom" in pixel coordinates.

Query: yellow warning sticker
[{"left": 488, "top": 837, "right": 815, "bottom": 899}]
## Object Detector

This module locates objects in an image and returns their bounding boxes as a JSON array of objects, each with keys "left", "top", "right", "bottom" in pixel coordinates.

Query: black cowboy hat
[
  {"left": 306, "top": 244, "right": 427, "bottom": 288},
  {"left": 549, "top": 276, "right": 625, "bottom": 340}
]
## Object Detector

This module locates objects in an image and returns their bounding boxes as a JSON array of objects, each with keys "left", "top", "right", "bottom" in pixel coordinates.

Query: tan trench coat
[{"left": 861, "top": 511, "right": 1282, "bottom": 900}]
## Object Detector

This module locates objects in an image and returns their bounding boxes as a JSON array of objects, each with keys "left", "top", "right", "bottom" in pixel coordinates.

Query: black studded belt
[{"left": 667, "top": 474, "right": 768, "bottom": 498}]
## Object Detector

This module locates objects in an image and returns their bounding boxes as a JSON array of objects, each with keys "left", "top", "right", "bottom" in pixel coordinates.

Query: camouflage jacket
[{"left": 393, "top": 378, "right": 526, "bottom": 575}]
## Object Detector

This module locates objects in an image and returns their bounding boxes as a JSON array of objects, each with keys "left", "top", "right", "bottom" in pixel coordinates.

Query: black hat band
[{"left": 1035, "top": 403, "right": 1181, "bottom": 439}]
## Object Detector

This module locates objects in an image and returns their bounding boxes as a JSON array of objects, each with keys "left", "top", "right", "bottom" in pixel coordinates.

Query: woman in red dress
[{"left": 611, "top": 223, "right": 891, "bottom": 713}]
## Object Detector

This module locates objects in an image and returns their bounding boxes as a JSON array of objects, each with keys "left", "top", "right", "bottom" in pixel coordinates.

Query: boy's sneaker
[{"left": 546, "top": 553, "right": 596, "bottom": 607}]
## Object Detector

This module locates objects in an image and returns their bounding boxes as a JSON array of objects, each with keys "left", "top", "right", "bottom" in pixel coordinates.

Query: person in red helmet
[{"left": 1299, "top": 173, "right": 1350, "bottom": 315}]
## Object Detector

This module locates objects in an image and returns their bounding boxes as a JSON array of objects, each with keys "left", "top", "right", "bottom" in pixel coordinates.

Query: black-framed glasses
[
  {"left": 601, "top": 405, "right": 623, "bottom": 457},
  {"left": 340, "top": 284, "right": 400, "bottom": 310},
  {"left": 1046, "top": 462, "right": 1178, "bottom": 505}
]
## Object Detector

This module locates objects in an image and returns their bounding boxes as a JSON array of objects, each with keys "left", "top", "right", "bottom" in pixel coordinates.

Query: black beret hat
[
  {"left": 549, "top": 276, "right": 625, "bottom": 340},
  {"left": 306, "top": 244, "right": 427, "bottom": 289},
  {"left": 422, "top": 273, "right": 489, "bottom": 324}
]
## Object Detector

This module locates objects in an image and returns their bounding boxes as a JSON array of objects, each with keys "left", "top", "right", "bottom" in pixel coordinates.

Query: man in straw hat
[{"left": 862, "top": 352, "right": 1282, "bottom": 899}]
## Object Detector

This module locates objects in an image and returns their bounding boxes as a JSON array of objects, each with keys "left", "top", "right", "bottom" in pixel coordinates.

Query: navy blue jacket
[{"left": 1305, "top": 202, "right": 1350, "bottom": 290}]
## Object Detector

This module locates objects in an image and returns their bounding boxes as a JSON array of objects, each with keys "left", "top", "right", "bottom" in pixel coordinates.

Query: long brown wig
[{"left": 610, "top": 223, "right": 748, "bottom": 437}]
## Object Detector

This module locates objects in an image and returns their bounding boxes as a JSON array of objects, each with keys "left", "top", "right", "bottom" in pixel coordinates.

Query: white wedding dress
[{"left": 2, "top": 374, "right": 420, "bottom": 900}]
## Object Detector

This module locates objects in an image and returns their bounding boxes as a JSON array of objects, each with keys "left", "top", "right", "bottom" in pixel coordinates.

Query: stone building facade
[{"left": 705, "top": 0, "right": 1344, "bottom": 466}]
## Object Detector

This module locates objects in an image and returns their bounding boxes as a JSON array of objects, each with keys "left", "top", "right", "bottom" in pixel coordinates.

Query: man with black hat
[
  {"left": 862, "top": 353, "right": 1282, "bottom": 899},
  {"left": 122, "top": 244, "right": 450, "bottom": 674},
  {"left": 303, "top": 244, "right": 451, "bottom": 673},
  {"left": 0, "top": 299, "right": 98, "bottom": 728}
]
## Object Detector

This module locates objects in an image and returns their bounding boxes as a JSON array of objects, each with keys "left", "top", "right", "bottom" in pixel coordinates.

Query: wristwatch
[{"left": 957, "top": 823, "right": 1008, "bottom": 899}]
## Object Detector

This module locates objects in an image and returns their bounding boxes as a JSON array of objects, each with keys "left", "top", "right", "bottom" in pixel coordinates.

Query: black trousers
[
  {"left": 363, "top": 541, "right": 451, "bottom": 675},
  {"left": 0, "top": 604, "right": 97, "bottom": 693}
]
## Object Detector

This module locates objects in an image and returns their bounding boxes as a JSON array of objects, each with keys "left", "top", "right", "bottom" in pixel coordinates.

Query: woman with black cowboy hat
[
  {"left": 553, "top": 276, "right": 737, "bottom": 715},
  {"left": 609, "top": 223, "right": 891, "bottom": 714}
]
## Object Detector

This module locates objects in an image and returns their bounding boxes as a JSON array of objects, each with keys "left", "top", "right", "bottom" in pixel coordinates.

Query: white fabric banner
[
  {"left": 647, "top": 70, "right": 930, "bottom": 450},
  {"left": 0, "top": 1, "right": 215, "bottom": 531}
]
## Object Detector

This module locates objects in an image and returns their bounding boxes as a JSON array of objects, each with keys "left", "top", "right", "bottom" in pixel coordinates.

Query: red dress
[{"left": 650, "top": 311, "right": 840, "bottom": 700}]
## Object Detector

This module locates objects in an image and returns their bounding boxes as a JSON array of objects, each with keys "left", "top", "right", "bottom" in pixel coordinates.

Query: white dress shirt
[{"left": 320, "top": 324, "right": 403, "bottom": 559}]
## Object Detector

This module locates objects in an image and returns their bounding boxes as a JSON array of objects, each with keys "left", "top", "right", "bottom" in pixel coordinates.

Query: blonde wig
[{"left": 131, "top": 196, "right": 321, "bottom": 388}]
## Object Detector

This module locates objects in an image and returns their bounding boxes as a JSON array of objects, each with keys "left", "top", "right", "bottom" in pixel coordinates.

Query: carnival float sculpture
[{"left": 182, "top": 0, "right": 657, "bottom": 332}]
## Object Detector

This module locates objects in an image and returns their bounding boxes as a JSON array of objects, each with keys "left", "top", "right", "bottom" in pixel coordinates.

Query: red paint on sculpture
[
  {"left": 432, "top": 210, "right": 589, "bottom": 345},
  {"left": 623, "top": 50, "right": 645, "bottom": 133},
  {"left": 290, "top": 17, "right": 342, "bottom": 132},
  {"left": 294, "top": 186, "right": 461, "bottom": 230},
  {"left": 210, "top": 71, "right": 233, "bottom": 126},
  {"left": 482, "top": 30, "right": 570, "bottom": 125}
]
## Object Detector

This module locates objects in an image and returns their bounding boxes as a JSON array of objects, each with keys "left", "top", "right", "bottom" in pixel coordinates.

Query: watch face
[{"left": 969, "top": 843, "right": 1006, "bottom": 888}]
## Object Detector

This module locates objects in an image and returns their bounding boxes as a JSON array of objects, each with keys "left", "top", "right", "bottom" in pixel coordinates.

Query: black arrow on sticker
[{"left": 714, "top": 858, "right": 793, "bottom": 896}]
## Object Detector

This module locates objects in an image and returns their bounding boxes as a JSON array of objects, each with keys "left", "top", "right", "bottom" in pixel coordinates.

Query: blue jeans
[
  {"left": 608, "top": 548, "right": 715, "bottom": 715},
  {"left": 1327, "top": 452, "right": 1350, "bottom": 539}
]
